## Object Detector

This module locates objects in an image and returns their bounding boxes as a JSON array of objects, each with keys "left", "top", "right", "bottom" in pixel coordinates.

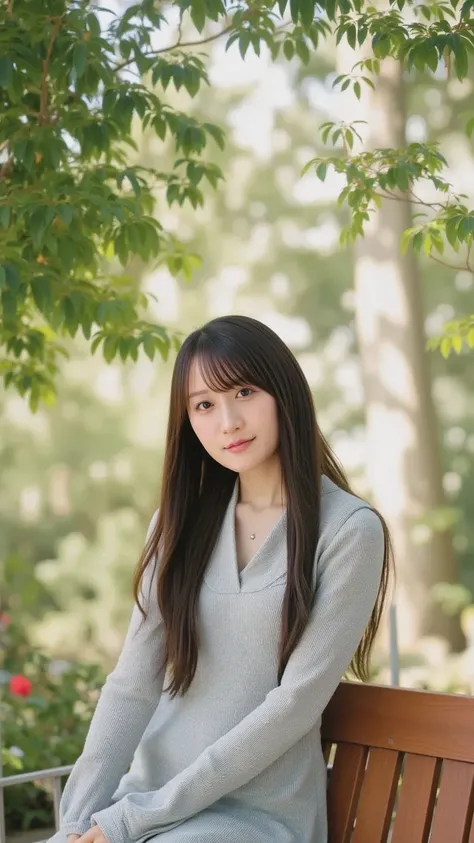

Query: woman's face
[{"left": 187, "top": 357, "right": 279, "bottom": 472}]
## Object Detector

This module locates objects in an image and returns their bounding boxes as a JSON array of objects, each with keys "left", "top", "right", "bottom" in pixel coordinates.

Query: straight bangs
[{"left": 189, "top": 333, "right": 276, "bottom": 398}]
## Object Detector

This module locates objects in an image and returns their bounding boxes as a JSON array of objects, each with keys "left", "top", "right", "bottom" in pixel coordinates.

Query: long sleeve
[
  {"left": 91, "top": 506, "right": 385, "bottom": 843},
  {"left": 59, "top": 512, "right": 165, "bottom": 835}
]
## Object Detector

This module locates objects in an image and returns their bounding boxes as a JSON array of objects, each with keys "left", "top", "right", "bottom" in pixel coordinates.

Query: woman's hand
[{"left": 75, "top": 828, "right": 109, "bottom": 843}]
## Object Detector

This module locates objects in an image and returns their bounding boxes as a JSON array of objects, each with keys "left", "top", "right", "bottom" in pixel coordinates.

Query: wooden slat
[
  {"left": 430, "top": 760, "right": 474, "bottom": 843},
  {"left": 327, "top": 743, "right": 367, "bottom": 843},
  {"left": 351, "top": 747, "right": 402, "bottom": 843},
  {"left": 391, "top": 754, "right": 440, "bottom": 843},
  {"left": 323, "top": 682, "right": 474, "bottom": 763}
]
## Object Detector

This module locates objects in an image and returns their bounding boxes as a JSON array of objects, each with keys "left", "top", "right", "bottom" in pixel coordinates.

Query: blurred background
[{"left": 1, "top": 0, "right": 474, "bottom": 837}]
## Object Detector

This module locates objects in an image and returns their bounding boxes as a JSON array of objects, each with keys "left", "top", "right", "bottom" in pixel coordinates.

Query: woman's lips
[{"left": 225, "top": 438, "right": 255, "bottom": 453}]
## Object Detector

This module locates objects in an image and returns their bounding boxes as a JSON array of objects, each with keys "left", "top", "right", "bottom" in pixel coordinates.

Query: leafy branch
[{"left": 303, "top": 116, "right": 474, "bottom": 357}]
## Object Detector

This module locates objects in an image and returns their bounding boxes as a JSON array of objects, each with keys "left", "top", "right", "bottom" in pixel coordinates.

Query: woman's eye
[
  {"left": 238, "top": 388, "right": 254, "bottom": 398},
  {"left": 197, "top": 401, "right": 211, "bottom": 410}
]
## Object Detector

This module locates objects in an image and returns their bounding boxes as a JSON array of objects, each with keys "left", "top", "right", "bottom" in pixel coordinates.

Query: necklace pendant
[{"left": 250, "top": 533, "right": 256, "bottom": 540}]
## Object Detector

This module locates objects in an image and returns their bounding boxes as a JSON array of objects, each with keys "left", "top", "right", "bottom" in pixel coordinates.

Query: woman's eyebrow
[{"left": 188, "top": 389, "right": 209, "bottom": 399}]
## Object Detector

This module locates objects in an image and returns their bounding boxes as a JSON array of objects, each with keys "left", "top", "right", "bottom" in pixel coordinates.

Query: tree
[
  {"left": 0, "top": 0, "right": 327, "bottom": 409},
  {"left": 0, "top": 0, "right": 225, "bottom": 410},
  {"left": 2, "top": 0, "right": 473, "bottom": 409},
  {"left": 330, "top": 38, "right": 466, "bottom": 647},
  {"left": 300, "top": 1, "right": 473, "bottom": 648},
  {"left": 304, "top": 0, "right": 474, "bottom": 354}
]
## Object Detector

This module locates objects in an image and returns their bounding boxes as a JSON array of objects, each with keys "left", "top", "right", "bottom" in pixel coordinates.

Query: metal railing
[{"left": 0, "top": 765, "right": 73, "bottom": 843}]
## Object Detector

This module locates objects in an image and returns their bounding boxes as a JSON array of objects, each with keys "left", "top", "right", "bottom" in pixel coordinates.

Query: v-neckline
[
  {"left": 230, "top": 479, "right": 287, "bottom": 590},
  {"left": 202, "top": 475, "right": 337, "bottom": 594}
]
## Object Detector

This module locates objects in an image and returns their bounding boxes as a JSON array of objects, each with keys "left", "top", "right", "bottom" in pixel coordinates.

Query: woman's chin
[{"left": 221, "top": 451, "right": 269, "bottom": 473}]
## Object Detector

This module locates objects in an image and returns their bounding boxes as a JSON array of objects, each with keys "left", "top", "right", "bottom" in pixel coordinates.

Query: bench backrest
[{"left": 321, "top": 681, "right": 474, "bottom": 843}]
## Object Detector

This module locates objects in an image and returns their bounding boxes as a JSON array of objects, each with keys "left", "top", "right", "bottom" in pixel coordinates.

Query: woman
[{"left": 53, "top": 314, "right": 391, "bottom": 843}]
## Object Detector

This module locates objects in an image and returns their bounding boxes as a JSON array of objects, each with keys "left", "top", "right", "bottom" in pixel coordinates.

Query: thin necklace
[
  {"left": 240, "top": 499, "right": 285, "bottom": 541},
  {"left": 248, "top": 506, "right": 285, "bottom": 540}
]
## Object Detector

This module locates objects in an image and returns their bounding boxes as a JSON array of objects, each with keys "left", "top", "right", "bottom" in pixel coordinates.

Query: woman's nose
[{"left": 221, "top": 406, "right": 241, "bottom": 434}]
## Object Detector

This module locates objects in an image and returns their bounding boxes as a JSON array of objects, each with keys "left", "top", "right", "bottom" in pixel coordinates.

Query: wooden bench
[
  {"left": 322, "top": 681, "right": 474, "bottom": 843},
  {"left": 3, "top": 681, "right": 474, "bottom": 843}
]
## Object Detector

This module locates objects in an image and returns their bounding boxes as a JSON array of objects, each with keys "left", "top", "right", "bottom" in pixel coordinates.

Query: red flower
[
  {"left": 9, "top": 675, "right": 32, "bottom": 697},
  {"left": 0, "top": 613, "right": 9, "bottom": 625}
]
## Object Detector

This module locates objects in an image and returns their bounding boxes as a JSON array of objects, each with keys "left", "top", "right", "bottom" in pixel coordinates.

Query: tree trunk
[{"left": 337, "top": 48, "right": 464, "bottom": 650}]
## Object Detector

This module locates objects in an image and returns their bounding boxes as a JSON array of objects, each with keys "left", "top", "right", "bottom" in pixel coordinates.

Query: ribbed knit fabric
[{"left": 52, "top": 475, "right": 384, "bottom": 843}]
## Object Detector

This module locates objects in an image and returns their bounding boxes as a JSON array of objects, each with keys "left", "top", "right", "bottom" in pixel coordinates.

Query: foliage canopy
[{"left": 1, "top": 0, "right": 473, "bottom": 407}]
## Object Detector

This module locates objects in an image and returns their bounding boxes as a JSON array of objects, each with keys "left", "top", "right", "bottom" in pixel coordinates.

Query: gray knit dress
[{"left": 48, "top": 474, "right": 384, "bottom": 843}]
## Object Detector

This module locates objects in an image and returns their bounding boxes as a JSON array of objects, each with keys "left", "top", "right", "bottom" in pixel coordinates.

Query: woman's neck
[{"left": 238, "top": 455, "right": 286, "bottom": 510}]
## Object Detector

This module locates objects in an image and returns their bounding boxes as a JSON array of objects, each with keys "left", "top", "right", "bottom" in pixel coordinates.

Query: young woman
[{"left": 52, "top": 314, "right": 392, "bottom": 843}]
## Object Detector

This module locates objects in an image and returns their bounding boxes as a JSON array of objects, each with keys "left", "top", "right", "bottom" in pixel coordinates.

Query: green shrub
[{"left": 1, "top": 616, "right": 104, "bottom": 832}]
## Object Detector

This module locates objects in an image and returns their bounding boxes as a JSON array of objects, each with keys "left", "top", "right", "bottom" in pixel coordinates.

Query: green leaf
[
  {"left": 73, "top": 43, "right": 88, "bottom": 79},
  {"left": 1, "top": 290, "right": 17, "bottom": 325},
  {"left": 422, "top": 233, "right": 432, "bottom": 255},
  {"left": 0, "top": 205, "right": 11, "bottom": 228},
  {"left": 118, "top": 337, "right": 130, "bottom": 362},
  {"left": 372, "top": 34, "right": 391, "bottom": 59},
  {"left": 143, "top": 333, "right": 156, "bottom": 361},
  {"left": 347, "top": 25, "right": 356, "bottom": 49},
  {"left": 454, "top": 43, "right": 469, "bottom": 80},
  {"left": 239, "top": 32, "right": 251, "bottom": 60},
  {"left": 295, "top": 39, "right": 311, "bottom": 63},
  {"left": 190, "top": 0, "right": 206, "bottom": 33},
  {"left": 316, "top": 162, "right": 327, "bottom": 181},
  {"left": 0, "top": 57, "right": 13, "bottom": 88},
  {"left": 155, "top": 336, "right": 170, "bottom": 361},
  {"left": 412, "top": 230, "right": 424, "bottom": 252},
  {"left": 183, "top": 67, "right": 201, "bottom": 97},
  {"left": 467, "top": 328, "right": 474, "bottom": 349},
  {"left": 283, "top": 39, "right": 295, "bottom": 60},
  {"left": 299, "top": 0, "right": 315, "bottom": 28},
  {"left": 118, "top": 4, "right": 140, "bottom": 32},
  {"left": 0, "top": 265, "right": 5, "bottom": 290},
  {"left": 86, "top": 12, "right": 101, "bottom": 38},
  {"left": 290, "top": 0, "right": 300, "bottom": 24},
  {"left": 31, "top": 277, "right": 53, "bottom": 313},
  {"left": 445, "top": 217, "right": 460, "bottom": 249},
  {"left": 124, "top": 169, "right": 142, "bottom": 197},
  {"left": 103, "top": 335, "right": 118, "bottom": 363},
  {"left": 91, "top": 334, "right": 103, "bottom": 355},
  {"left": 57, "top": 205, "right": 74, "bottom": 226},
  {"left": 452, "top": 335, "right": 463, "bottom": 354},
  {"left": 440, "top": 336, "right": 452, "bottom": 358},
  {"left": 5, "top": 263, "right": 20, "bottom": 293},
  {"left": 458, "top": 215, "right": 474, "bottom": 241},
  {"left": 103, "top": 88, "right": 117, "bottom": 114},
  {"left": 203, "top": 122, "right": 225, "bottom": 150},
  {"left": 119, "top": 39, "right": 133, "bottom": 60},
  {"left": 206, "top": 0, "right": 225, "bottom": 20}
]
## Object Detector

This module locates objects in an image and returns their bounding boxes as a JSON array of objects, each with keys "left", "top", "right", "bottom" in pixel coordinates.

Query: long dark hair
[{"left": 134, "top": 315, "right": 393, "bottom": 699}]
